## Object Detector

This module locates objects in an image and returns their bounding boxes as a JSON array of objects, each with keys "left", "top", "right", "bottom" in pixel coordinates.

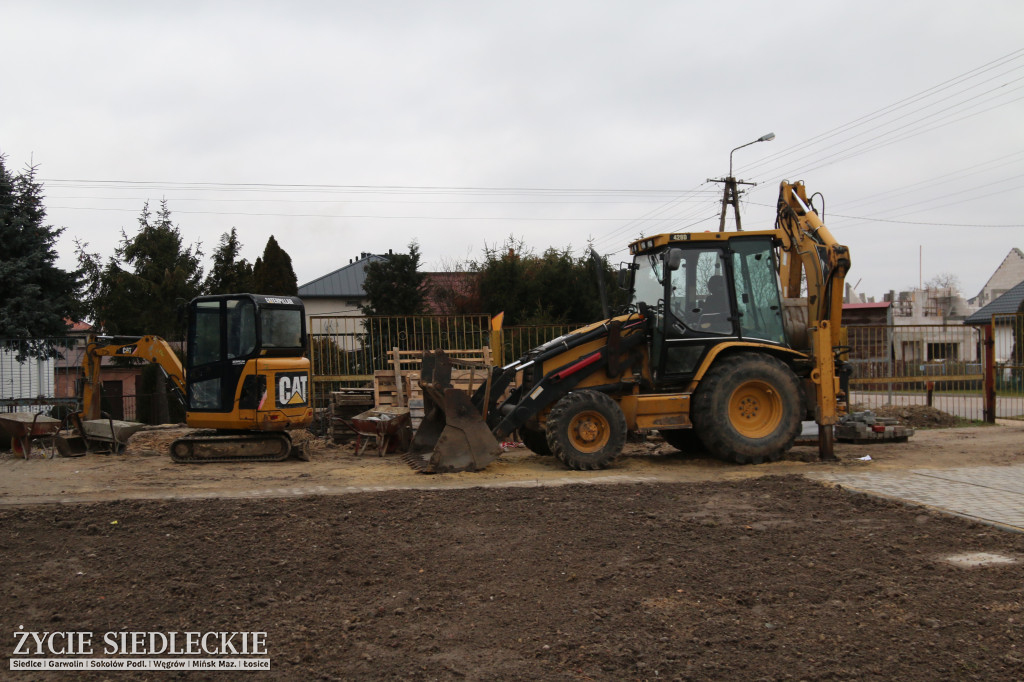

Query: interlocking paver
[{"left": 806, "top": 465, "right": 1024, "bottom": 531}]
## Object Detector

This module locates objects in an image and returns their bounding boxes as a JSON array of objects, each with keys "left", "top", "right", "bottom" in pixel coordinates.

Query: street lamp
[
  {"left": 729, "top": 132, "right": 775, "bottom": 178},
  {"left": 712, "top": 132, "right": 775, "bottom": 231}
]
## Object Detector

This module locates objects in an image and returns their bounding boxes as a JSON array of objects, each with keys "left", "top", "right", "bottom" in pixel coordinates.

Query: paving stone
[{"left": 807, "top": 465, "right": 1024, "bottom": 531}]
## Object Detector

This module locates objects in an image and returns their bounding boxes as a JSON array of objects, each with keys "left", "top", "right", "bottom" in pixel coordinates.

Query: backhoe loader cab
[
  {"left": 406, "top": 180, "right": 849, "bottom": 474},
  {"left": 629, "top": 233, "right": 790, "bottom": 384}
]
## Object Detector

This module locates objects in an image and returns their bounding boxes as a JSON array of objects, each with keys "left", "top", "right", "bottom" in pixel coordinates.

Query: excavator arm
[
  {"left": 80, "top": 335, "right": 186, "bottom": 420},
  {"left": 775, "top": 180, "right": 851, "bottom": 343},
  {"left": 774, "top": 181, "right": 852, "bottom": 456}
]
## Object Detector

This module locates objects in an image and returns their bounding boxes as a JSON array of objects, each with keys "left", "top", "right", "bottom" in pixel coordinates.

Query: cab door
[
  {"left": 654, "top": 246, "right": 736, "bottom": 385},
  {"left": 186, "top": 297, "right": 257, "bottom": 415}
]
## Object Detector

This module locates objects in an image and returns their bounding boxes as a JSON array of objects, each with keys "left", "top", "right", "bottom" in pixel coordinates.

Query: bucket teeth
[{"left": 402, "top": 451, "right": 434, "bottom": 473}]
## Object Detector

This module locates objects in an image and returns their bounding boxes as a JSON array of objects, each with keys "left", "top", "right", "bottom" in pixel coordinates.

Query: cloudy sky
[{"left": 2, "top": 1, "right": 1022, "bottom": 301}]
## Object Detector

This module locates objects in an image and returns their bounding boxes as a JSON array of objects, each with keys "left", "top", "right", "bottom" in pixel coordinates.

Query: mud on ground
[{"left": 2, "top": 477, "right": 1024, "bottom": 679}]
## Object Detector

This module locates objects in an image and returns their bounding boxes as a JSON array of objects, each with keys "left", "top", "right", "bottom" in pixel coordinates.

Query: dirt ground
[
  {"left": 2, "top": 420, "right": 1024, "bottom": 679},
  {"left": 2, "top": 416, "right": 1023, "bottom": 506}
]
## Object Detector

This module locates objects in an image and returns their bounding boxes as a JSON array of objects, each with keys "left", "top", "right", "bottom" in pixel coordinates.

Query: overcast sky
[{"left": 2, "top": 1, "right": 1022, "bottom": 301}]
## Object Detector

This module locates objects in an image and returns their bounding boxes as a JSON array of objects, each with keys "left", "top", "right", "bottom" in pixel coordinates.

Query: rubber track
[{"left": 170, "top": 434, "right": 291, "bottom": 464}]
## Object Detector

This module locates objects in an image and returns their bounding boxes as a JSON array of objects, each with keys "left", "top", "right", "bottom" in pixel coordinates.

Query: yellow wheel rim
[
  {"left": 567, "top": 410, "right": 610, "bottom": 453},
  {"left": 729, "top": 380, "right": 783, "bottom": 438}
]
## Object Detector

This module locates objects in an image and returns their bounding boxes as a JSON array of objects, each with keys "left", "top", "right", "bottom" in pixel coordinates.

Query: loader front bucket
[{"left": 402, "top": 351, "right": 503, "bottom": 474}]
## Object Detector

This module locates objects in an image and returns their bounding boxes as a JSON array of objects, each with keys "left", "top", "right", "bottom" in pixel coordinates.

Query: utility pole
[{"left": 709, "top": 132, "right": 775, "bottom": 232}]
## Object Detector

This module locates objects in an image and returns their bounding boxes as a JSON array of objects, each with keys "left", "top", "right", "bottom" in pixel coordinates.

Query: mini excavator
[{"left": 77, "top": 293, "right": 312, "bottom": 462}]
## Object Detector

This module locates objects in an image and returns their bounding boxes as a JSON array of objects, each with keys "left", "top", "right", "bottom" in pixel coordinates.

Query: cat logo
[{"left": 276, "top": 372, "right": 308, "bottom": 408}]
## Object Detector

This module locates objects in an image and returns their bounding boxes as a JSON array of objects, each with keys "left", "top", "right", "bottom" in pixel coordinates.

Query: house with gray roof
[
  {"left": 297, "top": 253, "right": 387, "bottom": 318},
  {"left": 964, "top": 278, "right": 1024, "bottom": 364}
]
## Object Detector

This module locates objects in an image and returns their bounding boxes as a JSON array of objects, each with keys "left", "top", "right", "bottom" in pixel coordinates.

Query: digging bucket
[{"left": 403, "top": 350, "right": 503, "bottom": 473}]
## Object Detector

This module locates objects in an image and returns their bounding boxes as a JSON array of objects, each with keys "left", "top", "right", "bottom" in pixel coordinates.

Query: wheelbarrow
[
  {"left": 0, "top": 412, "right": 63, "bottom": 458},
  {"left": 78, "top": 418, "right": 147, "bottom": 454},
  {"left": 349, "top": 406, "right": 412, "bottom": 456}
]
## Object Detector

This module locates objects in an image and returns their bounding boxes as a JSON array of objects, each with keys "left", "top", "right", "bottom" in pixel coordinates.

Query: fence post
[{"left": 983, "top": 323, "right": 996, "bottom": 423}]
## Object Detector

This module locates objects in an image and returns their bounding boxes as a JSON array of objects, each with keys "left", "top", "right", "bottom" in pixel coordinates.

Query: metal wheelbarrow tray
[
  {"left": 349, "top": 406, "right": 412, "bottom": 456},
  {"left": 0, "top": 412, "right": 62, "bottom": 458}
]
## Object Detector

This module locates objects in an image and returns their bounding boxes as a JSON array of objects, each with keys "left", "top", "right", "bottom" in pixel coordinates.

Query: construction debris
[{"left": 835, "top": 410, "right": 915, "bottom": 444}]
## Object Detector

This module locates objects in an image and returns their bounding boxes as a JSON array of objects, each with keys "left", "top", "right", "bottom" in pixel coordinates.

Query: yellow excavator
[
  {"left": 77, "top": 293, "right": 313, "bottom": 462},
  {"left": 406, "top": 180, "right": 851, "bottom": 473}
]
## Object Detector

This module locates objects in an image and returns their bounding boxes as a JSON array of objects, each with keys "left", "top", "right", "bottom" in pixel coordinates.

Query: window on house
[{"left": 927, "top": 342, "right": 958, "bottom": 361}]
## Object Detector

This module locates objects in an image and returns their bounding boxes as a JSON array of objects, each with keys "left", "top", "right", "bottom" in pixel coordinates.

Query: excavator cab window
[{"left": 261, "top": 308, "right": 303, "bottom": 349}]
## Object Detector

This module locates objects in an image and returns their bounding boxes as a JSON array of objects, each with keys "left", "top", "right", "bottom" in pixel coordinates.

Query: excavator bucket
[{"left": 402, "top": 351, "right": 503, "bottom": 473}]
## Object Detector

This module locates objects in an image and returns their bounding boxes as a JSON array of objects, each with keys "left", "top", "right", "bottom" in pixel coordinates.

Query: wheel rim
[
  {"left": 728, "top": 380, "right": 783, "bottom": 438},
  {"left": 567, "top": 410, "right": 610, "bottom": 453}
]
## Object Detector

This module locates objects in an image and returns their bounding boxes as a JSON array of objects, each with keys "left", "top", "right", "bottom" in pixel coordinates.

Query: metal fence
[
  {"left": 498, "top": 324, "right": 571, "bottom": 366},
  {"left": 308, "top": 314, "right": 492, "bottom": 407},
  {"left": 845, "top": 318, "right": 1024, "bottom": 421}
]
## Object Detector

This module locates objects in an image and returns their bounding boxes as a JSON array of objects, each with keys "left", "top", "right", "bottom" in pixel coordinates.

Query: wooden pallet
[
  {"left": 327, "top": 387, "right": 375, "bottom": 443},
  {"left": 373, "top": 347, "right": 493, "bottom": 428}
]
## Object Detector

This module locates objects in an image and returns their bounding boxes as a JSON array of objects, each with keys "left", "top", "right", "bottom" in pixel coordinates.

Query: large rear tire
[
  {"left": 546, "top": 390, "right": 626, "bottom": 471},
  {"left": 692, "top": 353, "right": 802, "bottom": 464}
]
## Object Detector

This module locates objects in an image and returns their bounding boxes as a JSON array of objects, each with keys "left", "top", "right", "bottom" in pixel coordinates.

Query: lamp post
[{"left": 711, "top": 132, "right": 775, "bottom": 232}]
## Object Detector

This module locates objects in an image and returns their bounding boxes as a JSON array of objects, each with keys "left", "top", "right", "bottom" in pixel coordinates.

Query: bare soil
[
  {"left": 857, "top": 404, "right": 963, "bottom": 429},
  {"left": 2, "top": 421, "right": 1024, "bottom": 679}
]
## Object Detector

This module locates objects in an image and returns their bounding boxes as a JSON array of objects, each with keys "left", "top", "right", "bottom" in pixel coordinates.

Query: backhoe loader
[
  {"left": 405, "top": 180, "right": 851, "bottom": 473},
  {"left": 77, "top": 293, "right": 313, "bottom": 462}
]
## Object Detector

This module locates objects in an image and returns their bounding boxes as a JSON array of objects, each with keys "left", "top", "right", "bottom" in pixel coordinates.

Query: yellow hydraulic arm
[
  {"left": 80, "top": 335, "right": 186, "bottom": 421},
  {"left": 774, "top": 181, "right": 851, "bottom": 457}
]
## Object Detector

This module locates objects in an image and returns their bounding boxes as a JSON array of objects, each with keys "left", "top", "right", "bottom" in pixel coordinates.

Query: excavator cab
[{"left": 184, "top": 294, "right": 310, "bottom": 430}]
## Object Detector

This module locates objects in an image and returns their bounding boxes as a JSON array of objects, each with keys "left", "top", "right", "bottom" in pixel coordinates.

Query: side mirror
[
  {"left": 617, "top": 266, "right": 631, "bottom": 290},
  {"left": 661, "top": 248, "right": 683, "bottom": 271}
]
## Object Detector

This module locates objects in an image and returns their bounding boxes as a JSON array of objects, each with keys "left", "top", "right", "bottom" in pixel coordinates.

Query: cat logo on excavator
[{"left": 277, "top": 373, "right": 308, "bottom": 408}]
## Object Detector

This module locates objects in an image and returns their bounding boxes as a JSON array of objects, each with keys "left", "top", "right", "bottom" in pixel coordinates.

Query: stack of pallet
[
  {"left": 326, "top": 387, "right": 375, "bottom": 443},
  {"left": 373, "top": 347, "right": 493, "bottom": 429}
]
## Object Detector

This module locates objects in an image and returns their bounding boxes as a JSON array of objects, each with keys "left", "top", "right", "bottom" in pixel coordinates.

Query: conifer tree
[
  {"left": 251, "top": 235, "right": 298, "bottom": 295},
  {"left": 361, "top": 242, "right": 427, "bottom": 316},
  {"left": 0, "top": 155, "right": 80, "bottom": 357},
  {"left": 204, "top": 227, "right": 254, "bottom": 294}
]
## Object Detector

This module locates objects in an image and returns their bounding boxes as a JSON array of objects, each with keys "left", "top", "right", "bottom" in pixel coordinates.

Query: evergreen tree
[
  {"left": 0, "top": 155, "right": 80, "bottom": 357},
  {"left": 361, "top": 242, "right": 427, "bottom": 316},
  {"left": 79, "top": 200, "right": 203, "bottom": 339},
  {"left": 204, "top": 227, "right": 254, "bottom": 294},
  {"left": 251, "top": 235, "right": 298, "bottom": 295}
]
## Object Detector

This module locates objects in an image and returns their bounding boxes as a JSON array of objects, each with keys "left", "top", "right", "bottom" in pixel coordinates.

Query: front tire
[
  {"left": 691, "top": 353, "right": 802, "bottom": 464},
  {"left": 546, "top": 390, "right": 627, "bottom": 470}
]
